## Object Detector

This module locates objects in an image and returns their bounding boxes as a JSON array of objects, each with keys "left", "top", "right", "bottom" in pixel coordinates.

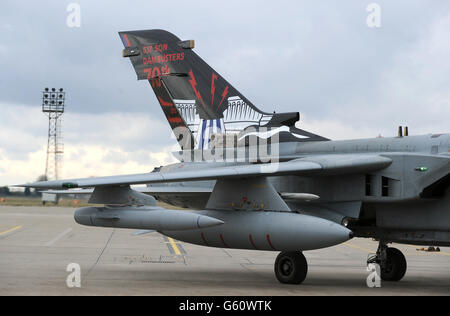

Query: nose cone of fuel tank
[
  {"left": 197, "top": 215, "right": 225, "bottom": 228},
  {"left": 74, "top": 207, "right": 95, "bottom": 226},
  {"left": 315, "top": 220, "right": 353, "bottom": 248}
]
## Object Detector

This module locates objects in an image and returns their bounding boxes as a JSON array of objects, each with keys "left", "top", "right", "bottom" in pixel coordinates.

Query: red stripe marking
[
  {"left": 188, "top": 69, "right": 205, "bottom": 108},
  {"left": 201, "top": 232, "right": 209, "bottom": 246},
  {"left": 266, "top": 234, "right": 277, "bottom": 251},
  {"left": 157, "top": 96, "right": 173, "bottom": 107},
  {"left": 168, "top": 117, "right": 182, "bottom": 123},
  {"left": 217, "top": 85, "right": 229, "bottom": 110},
  {"left": 123, "top": 34, "right": 131, "bottom": 47},
  {"left": 220, "top": 234, "right": 229, "bottom": 248},
  {"left": 211, "top": 73, "right": 218, "bottom": 106},
  {"left": 249, "top": 234, "right": 258, "bottom": 250}
]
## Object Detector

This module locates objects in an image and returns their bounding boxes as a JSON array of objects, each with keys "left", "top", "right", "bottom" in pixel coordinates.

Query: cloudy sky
[{"left": 1, "top": 0, "right": 449, "bottom": 185}]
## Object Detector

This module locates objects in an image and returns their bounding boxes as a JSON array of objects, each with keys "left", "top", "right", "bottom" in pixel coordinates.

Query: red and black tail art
[{"left": 119, "top": 29, "right": 328, "bottom": 150}]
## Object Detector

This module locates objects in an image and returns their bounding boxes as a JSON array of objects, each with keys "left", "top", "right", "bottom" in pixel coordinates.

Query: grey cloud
[
  {"left": 0, "top": 102, "right": 177, "bottom": 163},
  {"left": 0, "top": 1, "right": 449, "bottom": 140},
  {"left": 63, "top": 111, "right": 177, "bottom": 151},
  {"left": 101, "top": 149, "right": 164, "bottom": 166}
]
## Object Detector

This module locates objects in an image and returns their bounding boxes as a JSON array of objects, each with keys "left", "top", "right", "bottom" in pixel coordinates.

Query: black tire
[
  {"left": 381, "top": 247, "right": 407, "bottom": 282},
  {"left": 274, "top": 251, "right": 308, "bottom": 284}
]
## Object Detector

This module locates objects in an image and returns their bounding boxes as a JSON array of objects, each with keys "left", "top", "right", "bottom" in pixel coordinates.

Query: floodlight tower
[{"left": 42, "top": 88, "right": 65, "bottom": 181}]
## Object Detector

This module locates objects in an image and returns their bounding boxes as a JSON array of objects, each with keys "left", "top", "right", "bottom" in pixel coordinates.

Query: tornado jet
[{"left": 21, "top": 29, "right": 450, "bottom": 285}]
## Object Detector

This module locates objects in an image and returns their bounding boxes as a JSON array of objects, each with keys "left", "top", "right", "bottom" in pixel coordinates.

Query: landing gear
[
  {"left": 274, "top": 251, "right": 308, "bottom": 284},
  {"left": 367, "top": 241, "right": 407, "bottom": 282}
]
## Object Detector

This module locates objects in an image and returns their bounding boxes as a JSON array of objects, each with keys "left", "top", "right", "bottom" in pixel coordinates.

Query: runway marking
[
  {"left": 0, "top": 225, "right": 22, "bottom": 237},
  {"left": 343, "top": 242, "right": 376, "bottom": 254},
  {"left": 45, "top": 228, "right": 73, "bottom": 247},
  {"left": 168, "top": 238, "right": 182, "bottom": 255},
  {"left": 163, "top": 236, "right": 186, "bottom": 255}
]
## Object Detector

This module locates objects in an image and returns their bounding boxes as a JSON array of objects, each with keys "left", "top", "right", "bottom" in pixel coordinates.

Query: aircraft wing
[
  {"left": 20, "top": 154, "right": 392, "bottom": 190},
  {"left": 40, "top": 186, "right": 213, "bottom": 195}
]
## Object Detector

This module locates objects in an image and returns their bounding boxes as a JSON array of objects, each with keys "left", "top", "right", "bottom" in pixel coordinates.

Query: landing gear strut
[
  {"left": 274, "top": 251, "right": 308, "bottom": 284},
  {"left": 367, "top": 241, "right": 407, "bottom": 282}
]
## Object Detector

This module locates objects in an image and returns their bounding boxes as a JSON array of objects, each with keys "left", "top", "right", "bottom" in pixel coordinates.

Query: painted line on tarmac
[
  {"left": 45, "top": 228, "right": 73, "bottom": 247},
  {"left": 168, "top": 237, "right": 182, "bottom": 255},
  {"left": 343, "top": 242, "right": 376, "bottom": 254},
  {"left": 0, "top": 225, "right": 22, "bottom": 237},
  {"left": 163, "top": 236, "right": 186, "bottom": 255}
]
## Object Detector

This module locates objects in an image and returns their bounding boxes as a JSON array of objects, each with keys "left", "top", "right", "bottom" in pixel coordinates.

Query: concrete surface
[{"left": 0, "top": 206, "right": 449, "bottom": 296}]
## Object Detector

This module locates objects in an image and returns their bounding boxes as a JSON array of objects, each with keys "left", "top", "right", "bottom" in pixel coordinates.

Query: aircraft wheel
[
  {"left": 274, "top": 251, "right": 308, "bottom": 284},
  {"left": 380, "top": 247, "right": 407, "bottom": 282}
]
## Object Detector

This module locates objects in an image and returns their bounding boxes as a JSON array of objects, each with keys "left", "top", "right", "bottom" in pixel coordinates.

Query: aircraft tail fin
[{"left": 119, "top": 29, "right": 327, "bottom": 149}]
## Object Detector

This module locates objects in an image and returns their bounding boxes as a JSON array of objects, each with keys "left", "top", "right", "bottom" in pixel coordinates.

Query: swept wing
[{"left": 20, "top": 154, "right": 392, "bottom": 190}]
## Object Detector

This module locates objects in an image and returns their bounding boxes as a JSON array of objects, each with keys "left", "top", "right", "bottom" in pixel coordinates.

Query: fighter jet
[{"left": 21, "top": 29, "right": 450, "bottom": 285}]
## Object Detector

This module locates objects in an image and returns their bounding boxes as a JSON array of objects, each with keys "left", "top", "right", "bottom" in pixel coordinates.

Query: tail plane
[{"left": 119, "top": 29, "right": 327, "bottom": 150}]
